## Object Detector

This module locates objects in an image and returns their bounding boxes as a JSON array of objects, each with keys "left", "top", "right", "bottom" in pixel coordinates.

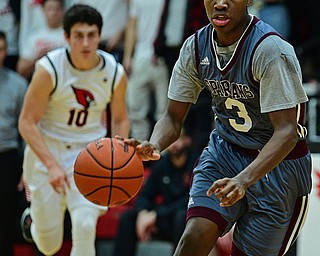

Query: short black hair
[{"left": 63, "top": 4, "right": 103, "bottom": 37}]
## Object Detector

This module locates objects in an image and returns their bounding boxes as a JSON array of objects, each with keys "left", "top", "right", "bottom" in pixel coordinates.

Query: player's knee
[
  {"left": 33, "top": 226, "right": 63, "bottom": 255},
  {"left": 175, "top": 218, "right": 219, "bottom": 255},
  {"left": 38, "top": 243, "right": 62, "bottom": 256},
  {"left": 71, "top": 207, "right": 99, "bottom": 237},
  {"left": 74, "top": 216, "right": 96, "bottom": 235},
  {"left": 175, "top": 230, "right": 212, "bottom": 256},
  {"left": 174, "top": 232, "right": 195, "bottom": 256},
  {"left": 179, "top": 228, "right": 198, "bottom": 247}
]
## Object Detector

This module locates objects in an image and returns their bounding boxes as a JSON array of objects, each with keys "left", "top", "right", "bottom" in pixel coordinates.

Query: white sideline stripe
[{"left": 283, "top": 195, "right": 309, "bottom": 255}]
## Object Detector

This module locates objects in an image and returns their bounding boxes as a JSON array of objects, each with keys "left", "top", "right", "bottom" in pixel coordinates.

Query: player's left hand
[{"left": 207, "top": 177, "right": 246, "bottom": 207}]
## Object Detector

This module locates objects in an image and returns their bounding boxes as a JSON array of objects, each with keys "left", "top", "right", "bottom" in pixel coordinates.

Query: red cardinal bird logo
[{"left": 71, "top": 85, "right": 95, "bottom": 108}]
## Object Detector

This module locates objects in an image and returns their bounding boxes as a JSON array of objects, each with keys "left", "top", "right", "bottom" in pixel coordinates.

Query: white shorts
[{"left": 23, "top": 136, "right": 107, "bottom": 213}]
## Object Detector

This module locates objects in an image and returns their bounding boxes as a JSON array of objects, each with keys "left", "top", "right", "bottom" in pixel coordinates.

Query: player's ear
[{"left": 247, "top": 0, "right": 252, "bottom": 6}]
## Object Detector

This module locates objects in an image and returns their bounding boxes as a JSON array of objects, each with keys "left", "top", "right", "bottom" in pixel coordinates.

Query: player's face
[
  {"left": 42, "top": 0, "right": 64, "bottom": 28},
  {"left": 204, "top": 0, "right": 251, "bottom": 46},
  {"left": 65, "top": 23, "right": 101, "bottom": 60}
]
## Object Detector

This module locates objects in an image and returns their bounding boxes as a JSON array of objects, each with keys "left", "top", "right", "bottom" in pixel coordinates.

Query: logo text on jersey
[
  {"left": 204, "top": 79, "right": 254, "bottom": 100},
  {"left": 200, "top": 57, "right": 210, "bottom": 65}
]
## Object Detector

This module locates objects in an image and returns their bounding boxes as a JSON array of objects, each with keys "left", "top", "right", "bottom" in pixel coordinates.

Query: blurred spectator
[
  {"left": 247, "top": 0, "right": 263, "bottom": 16},
  {"left": 154, "top": 0, "right": 209, "bottom": 73},
  {"left": 123, "top": 0, "right": 169, "bottom": 141},
  {"left": 287, "top": 0, "right": 319, "bottom": 46},
  {"left": 154, "top": 0, "right": 212, "bottom": 158},
  {"left": 0, "top": 31, "right": 28, "bottom": 256},
  {"left": 183, "top": 0, "right": 213, "bottom": 158},
  {"left": 19, "top": 0, "right": 46, "bottom": 59},
  {"left": 257, "top": 0, "right": 291, "bottom": 39},
  {"left": 288, "top": 0, "right": 320, "bottom": 82},
  {"left": 17, "top": 0, "right": 66, "bottom": 80},
  {"left": 66, "top": 0, "right": 129, "bottom": 62},
  {"left": 154, "top": 0, "right": 188, "bottom": 73},
  {"left": 183, "top": 0, "right": 209, "bottom": 41},
  {"left": 112, "top": 131, "right": 195, "bottom": 256},
  {"left": 0, "top": 0, "right": 20, "bottom": 70}
]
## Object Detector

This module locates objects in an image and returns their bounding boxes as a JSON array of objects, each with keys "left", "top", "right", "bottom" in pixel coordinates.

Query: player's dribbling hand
[
  {"left": 48, "top": 165, "right": 70, "bottom": 195},
  {"left": 207, "top": 177, "right": 246, "bottom": 207},
  {"left": 115, "top": 135, "right": 161, "bottom": 161}
]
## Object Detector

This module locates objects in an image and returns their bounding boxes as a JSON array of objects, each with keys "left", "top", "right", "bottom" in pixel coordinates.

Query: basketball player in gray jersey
[{"left": 122, "top": 0, "right": 312, "bottom": 255}]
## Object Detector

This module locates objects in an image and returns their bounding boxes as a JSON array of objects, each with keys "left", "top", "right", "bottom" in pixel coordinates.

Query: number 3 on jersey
[{"left": 225, "top": 98, "right": 252, "bottom": 132}]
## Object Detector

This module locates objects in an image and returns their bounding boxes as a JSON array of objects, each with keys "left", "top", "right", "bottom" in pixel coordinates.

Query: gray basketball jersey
[
  {"left": 169, "top": 16, "right": 308, "bottom": 153},
  {"left": 197, "top": 17, "right": 309, "bottom": 149}
]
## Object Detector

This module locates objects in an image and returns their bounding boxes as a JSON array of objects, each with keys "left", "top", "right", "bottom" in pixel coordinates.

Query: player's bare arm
[
  {"left": 149, "top": 99, "right": 191, "bottom": 150},
  {"left": 18, "top": 66, "right": 70, "bottom": 193},
  {"left": 110, "top": 71, "right": 130, "bottom": 138},
  {"left": 123, "top": 17, "right": 137, "bottom": 75},
  {"left": 124, "top": 99, "right": 191, "bottom": 161},
  {"left": 208, "top": 107, "right": 298, "bottom": 207}
]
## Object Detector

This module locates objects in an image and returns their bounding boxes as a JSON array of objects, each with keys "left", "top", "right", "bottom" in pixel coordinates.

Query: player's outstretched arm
[{"left": 119, "top": 99, "right": 191, "bottom": 161}]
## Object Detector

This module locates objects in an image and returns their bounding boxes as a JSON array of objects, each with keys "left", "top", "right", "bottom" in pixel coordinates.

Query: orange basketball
[{"left": 73, "top": 137, "right": 144, "bottom": 207}]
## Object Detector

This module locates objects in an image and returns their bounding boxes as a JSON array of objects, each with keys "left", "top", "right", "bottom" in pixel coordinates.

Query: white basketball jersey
[{"left": 36, "top": 47, "right": 124, "bottom": 143}]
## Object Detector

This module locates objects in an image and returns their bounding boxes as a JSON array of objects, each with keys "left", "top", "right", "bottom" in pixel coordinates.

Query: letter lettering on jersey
[
  {"left": 230, "top": 82, "right": 243, "bottom": 99},
  {"left": 242, "top": 84, "right": 254, "bottom": 99},
  {"left": 204, "top": 79, "right": 219, "bottom": 96},
  {"left": 235, "top": 84, "right": 248, "bottom": 99},
  {"left": 204, "top": 79, "right": 255, "bottom": 100},
  {"left": 219, "top": 80, "right": 231, "bottom": 97}
]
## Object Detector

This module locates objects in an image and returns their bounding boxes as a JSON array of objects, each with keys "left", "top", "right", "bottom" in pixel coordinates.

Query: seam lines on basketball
[
  {"left": 72, "top": 171, "right": 143, "bottom": 179},
  {"left": 82, "top": 144, "right": 136, "bottom": 170},
  {"left": 84, "top": 186, "right": 131, "bottom": 199},
  {"left": 108, "top": 138, "right": 115, "bottom": 206},
  {"left": 74, "top": 143, "right": 142, "bottom": 179}
]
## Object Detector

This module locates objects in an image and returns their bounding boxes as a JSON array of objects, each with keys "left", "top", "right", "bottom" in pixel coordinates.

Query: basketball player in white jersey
[{"left": 18, "top": 4, "right": 130, "bottom": 256}]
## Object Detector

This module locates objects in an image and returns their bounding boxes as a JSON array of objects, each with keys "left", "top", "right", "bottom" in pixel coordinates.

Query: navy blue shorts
[{"left": 187, "top": 131, "right": 312, "bottom": 256}]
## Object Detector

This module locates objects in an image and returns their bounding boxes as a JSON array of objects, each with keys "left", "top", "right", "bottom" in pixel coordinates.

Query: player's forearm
[
  {"left": 237, "top": 128, "right": 298, "bottom": 189},
  {"left": 19, "top": 120, "right": 59, "bottom": 170},
  {"left": 150, "top": 116, "right": 182, "bottom": 153}
]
